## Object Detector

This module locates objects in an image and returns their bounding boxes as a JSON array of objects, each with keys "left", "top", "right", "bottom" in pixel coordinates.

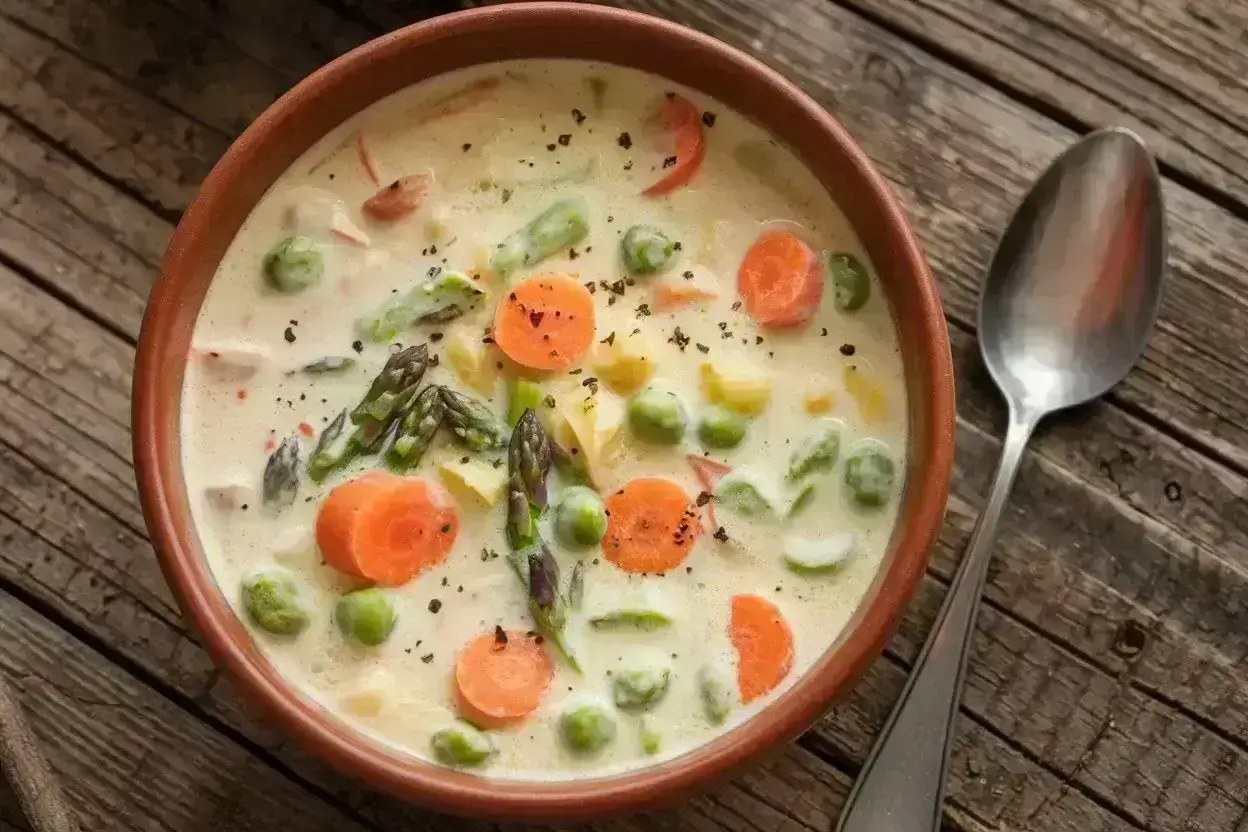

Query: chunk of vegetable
[
  {"left": 627, "top": 386, "right": 688, "bottom": 444},
  {"left": 263, "top": 235, "right": 324, "bottom": 293},
  {"left": 526, "top": 547, "right": 582, "bottom": 672},
  {"left": 730, "top": 594, "right": 794, "bottom": 702},
  {"left": 804, "top": 374, "right": 835, "bottom": 414},
  {"left": 382, "top": 385, "right": 446, "bottom": 472},
  {"left": 346, "top": 344, "right": 430, "bottom": 455},
  {"left": 602, "top": 478, "right": 700, "bottom": 573},
  {"left": 827, "top": 251, "right": 870, "bottom": 311},
  {"left": 713, "top": 469, "right": 781, "bottom": 520},
  {"left": 447, "top": 332, "right": 499, "bottom": 397},
  {"left": 357, "top": 271, "right": 485, "bottom": 342},
  {"left": 653, "top": 283, "right": 718, "bottom": 312},
  {"left": 296, "top": 356, "right": 356, "bottom": 375},
  {"left": 507, "top": 378, "right": 544, "bottom": 427},
  {"left": 506, "top": 409, "right": 553, "bottom": 550},
  {"left": 612, "top": 666, "right": 671, "bottom": 711},
  {"left": 588, "top": 588, "right": 674, "bottom": 630},
  {"left": 262, "top": 436, "right": 300, "bottom": 508},
  {"left": 493, "top": 273, "right": 597, "bottom": 371},
  {"left": 843, "top": 363, "right": 889, "bottom": 424},
  {"left": 335, "top": 587, "right": 398, "bottom": 646},
  {"left": 241, "top": 566, "right": 310, "bottom": 636},
  {"left": 438, "top": 458, "right": 508, "bottom": 507},
  {"left": 593, "top": 329, "right": 656, "bottom": 395},
  {"left": 697, "top": 406, "right": 748, "bottom": 450},
  {"left": 783, "top": 531, "right": 858, "bottom": 574},
  {"left": 490, "top": 198, "right": 590, "bottom": 279},
  {"left": 455, "top": 630, "right": 554, "bottom": 727},
  {"left": 786, "top": 482, "right": 816, "bottom": 519},
  {"left": 737, "top": 229, "right": 823, "bottom": 328},
  {"left": 553, "top": 485, "right": 607, "bottom": 547},
  {"left": 340, "top": 669, "right": 395, "bottom": 717},
  {"left": 639, "top": 717, "right": 662, "bottom": 755},
  {"left": 642, "top": 95, "right": 706, "bottom": 196},
  {"left": 620, "top": 225, "right": 676, "bottom": 275},
  {"left": 698, "top": 663, "right": 737, "bottom": 725},
  {"left": 362, "top": 175, "right": 429, "bottom": 222},
  {"left": 787, "top": 421, "right": 842, "bottom": 482},
  {"left": 552, "top": 392, "right": 625, "bottom": 483},
  {"left": 440, "top": 386, "right": 508, "bottom": 452},
  {"left": 431, "top": 721, "right": 496, "bottom": 767},
  {"left": 844, "top": 440, "right": 896, "bottom": 506},
  {"left": 700, "top": 361, "right": 771, "bottom": 416},
  {"left": 558, "top": 696, "right": 618, "bottom": 753},
  {"left": 307, "top": 409, "right": 355, "bottom": 483}
]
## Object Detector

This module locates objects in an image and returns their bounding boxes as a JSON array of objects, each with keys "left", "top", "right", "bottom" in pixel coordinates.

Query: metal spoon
[{"left": 835, "top": 127, "right": 1165, "bottom": 832}]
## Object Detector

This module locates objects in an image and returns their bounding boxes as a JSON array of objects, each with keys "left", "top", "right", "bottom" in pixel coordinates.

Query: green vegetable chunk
[
  {"left": 430, "top": 721, "right": 496, "bottom": 767},
  {"left": 440, "top": 386, "right": 508, "bottom": 451},
  {"left": 297, "top": 356, "right": 356, "bottom": 375},
  {"left": 844, "top": 440, "right": 896, "bottom": 506},
  {"left": 357, "top": 271, "right": 485, "bottom": 342},
  {"left": 263, "top": 235, "right": 323, "bottom": 293},
  {"left": 714, "top": 469, "right": 780, "bottom": 519},
  {"left": 335, "top": 587, "right": 398, "bottom": 646},
  {"left": 553, "top": 486, "right": 607, "bottom": 547},
  {"left": 620, "top": 225, "right": 676, "bottom": 275},
  {"left": 307, "top": 409, "right": 354, "bottom": 483},
  {"left": 241, "top": 566, "right": 310, "bottom": 636},
  {"left": 491, "top": 198, "right": 590, "bottom": 279},
  {"left": 783, "top": 531, "right": 858, "bottom": 574},
  {"left": 787, "top": 482, "right": 816, "bottom": 519},
  {"left": 627, "top": 386, "right": 688, "bottom": 444},
  {"left": 697, "top": 406, "right": 748, "bottom": 449},
  {"left": 698, "top": 663, "right": 737, "bottom": 725},
  {"left": 826, "top": 252, "right": 870, "bottom": 311},
  {"left": 588, "top": 590, "right": 673, "bottom": 629},
  {"left": 558, "top": 696, "right": 618, "bottom": 753},
  {"left": 507, "top": 378, "right": 544, "bottom": 427},
  {"left": 349, "top": 344, "right": 430, "bottom": 452},
  {"left": 787, "top": 421, "right": 842, "bottom": 482},
  {"left": 262, "top": 435, "right": 300, "bottom": 508},
  {"left": 612, "top": 666, "right": 671, "bottom": 711},
  {"left": 639, "top": 717, "right": 662, "bottom": 755},
  {"left": 381, "top": 385, "right": 446, "bottom": 472}
]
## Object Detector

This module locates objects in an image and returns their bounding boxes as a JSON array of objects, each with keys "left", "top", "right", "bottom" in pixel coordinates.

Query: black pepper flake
[
  {"left": 696, "top": 491, "right": 712, "bottom": 507},
  {"left": 635, "top": 303, "right": 652, "bottom": 318},
  {"left": 428, "top": 265, "right": 442, "bottom": 278},
  {"left": 623, "top": 161, "right": 634, "bottom": 171},
  {"left": 441, "top": 576, "right": 450, "bottom": 587},
  {"left": 669, "top": 326, "right": 690, "bottom": 351},
  {"left": 840, "top": 343, "right": 856, "bottom": 356},
  {"left": 428, "top": 599, "right": 443, "bottom": 613},
  {"left": 682, "top": 270, "right": 695, "bottom": 281},
  {"left": 546, "top": 143, "right": 557, "bottom": 151},
  {"left": 718, "top": 322, "right": 728, "bottom": 331},
  {"left": 608, "top": 279, "right": 627, "bottom": 296},
  {"left": 481, "top": 547, "right": 500, "bottom": 562},
  {"left": 617, "top": 132, "right": 633, "bottom": 149},
  {"left": 283, "top": 326, "right": 296, "bottom": 343},
  {"left": 440, "top": 523, "right": 452, "bottom": 533},
  {"left": 543, "top": 394, "right": 557, "bottom": 408},
  {"left": 756, "top": 336, "right": 765, "bottom": 345},
  {"left": 662, "top": 155, "right": 678, "bottom": 169},
  {"left": 607, "top": 215, "right": 615, "bottom": 223},
  {"left": 351, "top": 340, "right": 364, "bottom": 353},
  {"left": 582, "top": 377, "right": 599, "bottom": 393},
  {"left": 713, "top": 526, "right": 729, "bottom": 542},
  {"left": 430, "top": 332, "right": 444, "bottom": 342},
  {"left": 529, "top": 310, "right": 545, "bottom": 328},
  {"left": 493, "top": 625, "right": 509, "bottom": 646},
  {"left": 462, "top": 142, "right": 472, "bottom": 151},
  {"left": 673, "top": 241, "right": 682, "bottom": 251},
  {"left": 421, "top": 653, "right": 435, "bottom": 663},
  {"left": 572, "top": 108, "right": 587, "bottom": 125},
  {"left": 557, "top": 133, "right": 572, "bottom": 146},
  {"left": 569, "top": 368, "right": 583, "bottom": 375},
  {"left": 696, "top": 342, "right": 710, "bottom": 354},
  {"left": 702, "top": 111, "right": 717, "bottom": 127},
  {"left": 569, "top": 247, "right": 580, "bottom": 260},
  {"left": 428, "top": 354, "right": 441, "bottom": 367},
  {"left": 731, "top": 301, "right": 742, "bottom": 312},
  {"left": 430, "top": 244, "right": 438, "bottom": 255},
  {"left": 821, "top": 327, "right": 829, "bottom": 336},
  {"left": 608, "top": 295, "right": 617, "bottom": 306},
  {"left": 586, "top": 281, "right": 598, "bottom": 294},
  {"left": 601, "top": 331, "right": 616, "bottom": 346}
]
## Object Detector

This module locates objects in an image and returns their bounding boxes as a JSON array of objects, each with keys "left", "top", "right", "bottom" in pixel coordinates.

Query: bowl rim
[{"left": 134, "top": 1, "right": 955, "bottom": 821}]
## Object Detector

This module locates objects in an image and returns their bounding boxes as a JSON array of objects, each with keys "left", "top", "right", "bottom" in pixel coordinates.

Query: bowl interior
[{"left": 134, "top": 2, "right": 954, "bottom": 821}]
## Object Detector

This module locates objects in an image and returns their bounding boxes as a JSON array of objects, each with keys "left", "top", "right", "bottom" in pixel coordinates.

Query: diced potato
[
  {"left": 438, "top": 458, "right": 507, "bottom": 507},
  {"left": 446, "top": 331, "right": 499, "bottom": 396},
  {"left": 341, "top": 670, "right": 396, "bottom": 718},
  {"left": 593, "top": 329, "right": 656, "bottom": 395},
  {"left": 842, "top": 363, "right": 888, "bottom": 423},
  {"left": 804, "top": 375, "right": 836, "bottom": 414},
  {"left": 554, "top": 391, "right": 625, "bottom": 482},
  {"left": 700, "top": 360, "right": 771, "bottom": 416}
]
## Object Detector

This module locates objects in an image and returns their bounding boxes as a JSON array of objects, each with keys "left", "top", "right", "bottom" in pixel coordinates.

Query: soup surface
[{"left": 181, "top": 59, "right": 907, "bottom": 779}]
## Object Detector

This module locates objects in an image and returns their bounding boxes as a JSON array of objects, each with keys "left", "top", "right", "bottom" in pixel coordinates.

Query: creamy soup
[{"left": 181, "top": 60, "right": 907, "bottom": 779}]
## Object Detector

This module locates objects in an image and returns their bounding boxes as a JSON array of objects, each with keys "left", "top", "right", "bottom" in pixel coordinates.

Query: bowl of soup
[{"left": 133, "top": 2, "right": 954, "bottom": 821}]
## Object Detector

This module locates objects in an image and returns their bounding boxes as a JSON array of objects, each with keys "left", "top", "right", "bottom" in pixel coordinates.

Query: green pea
[
  {"left": 336, "top": 587, "right": 398, "bottom": 646},
  {"left": 620, "top": 225, "right": 676, "bottom": 275},
  {"left": 553, "top": 486, "right": 607, "bottom": 548},
  {"left": 787, "top": 421, "right": 842, "bottom": 482},
  {"left": 844, "top": 440, "right": 896, "bottom": 506},
  {"left": 612, "top": 666, "right": 671, "bottom": 711},
  {"left": 430, "top": 721, "right": 496, "bottom": 767},
  {"left": 627, "top": 386, "right": 688, "bottom": 444},
  {"left": 826, "top": 252, "right": 870, "bottom": 311},
  {"left": 241, "top": 566, "right": 310, "bottom": 636},
  {"left": 697, "top": 406, "right": 748, "bottom": 449},
  {"left": 639, "top": 717, "right": 662, "bottom": 755},
  {"left": 698, "top": 663, "right": 737, "bottom": 725},
  {"left": 263, "top": 235, "right": 324, "bottom": 293},
  {"left": 558, "top": 696, "right": 618, "bottom": 753}
]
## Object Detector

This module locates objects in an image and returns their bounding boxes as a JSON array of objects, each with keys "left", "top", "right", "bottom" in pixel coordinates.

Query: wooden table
[{"left": 1, "top": 0, "right": 1245, "bottom": 829}]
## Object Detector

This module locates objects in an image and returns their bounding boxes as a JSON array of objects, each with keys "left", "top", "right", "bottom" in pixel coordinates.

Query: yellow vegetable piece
[
  {"left": 700, "top": 360, "right": 771, "bottom": 416},
  {"left": 804, "top": 375, "right": 836, "bottom": 414},
  {"left": 554, "top": 390, "right": 625, "bottom": 483},
  {"left": 593, "top": 329, "right": 656, "bottom": 394},
  {"left": 341, "top": 670, "right": 395, "bottom": 717},
  {"left": 447, "top": 331, "right": 499, "bottom": 396},
  {"left": 843, "top": 363, "right": 888, "bottom": 423},
  {"left": 438, "top": 458, "right": 507, "bottom": 507}
]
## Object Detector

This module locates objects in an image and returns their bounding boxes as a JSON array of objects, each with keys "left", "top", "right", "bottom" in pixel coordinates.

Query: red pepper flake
[
  {"left": 298, "top": 422, "right": 315, "bottom": 437},
  {"left": 236, "top": 388, "right": 248, "bottom": 400}
]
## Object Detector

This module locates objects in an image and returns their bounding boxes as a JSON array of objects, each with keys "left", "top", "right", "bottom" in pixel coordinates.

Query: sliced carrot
[
  {"left": 416, "top": 76, "right": 501, "bottom": 123},
  {"left": 493, "top": 273, "right": 596, "bottom": 371},
  {"left": 602, "top": 477, "right": 701, "bottom": 573},
  {"left": 653, "top": 283, "right": 718, "bottom": 312},
  {"left": 686, "top": 453, "right": 731, "bottom": 530},
  {"left": 315, "top": 473, "right": 459, "bottom": 586},
  {"left": 738, "top": 229, "right": 824, "bottom": 329},
  {"left": 330, "top": 226, "right": 369, "bottom": 246},
  {"left": 642, "top": 95, "right": 706, "bottom": 196},
  {"left": 362, "top": 175, "right": 429, "bottom": 222},
  {"left": 454, "top": 629, "right": 554, "bottom": 728},
  {"left": 730, "top": 594, "right": 794, "bottom": 703},
  {"left": 355, "top": 132, "right": 380, "bottom": 185}
]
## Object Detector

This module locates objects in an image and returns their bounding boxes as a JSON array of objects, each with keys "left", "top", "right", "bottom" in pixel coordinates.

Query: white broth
[{"left": 181, "top": 60, "right": 906, "bottom": 779}]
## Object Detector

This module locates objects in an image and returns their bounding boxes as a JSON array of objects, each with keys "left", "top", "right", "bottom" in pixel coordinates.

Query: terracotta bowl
[{"left": 134, "top": 1, "right": 955, "bottom": 822}]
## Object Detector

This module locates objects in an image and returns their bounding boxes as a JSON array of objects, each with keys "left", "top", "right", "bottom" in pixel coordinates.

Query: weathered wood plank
[{"left": 837, "top": 0, "right": 1248, "bottom": 207}]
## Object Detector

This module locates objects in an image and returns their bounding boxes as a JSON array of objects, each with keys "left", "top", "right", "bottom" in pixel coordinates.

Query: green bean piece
[
  {"left": 335, "top": 587, "right": 398, "bottom": 646},
  {"left": 639, "top": 717, "right": 662, "bottom": 755},
  {"left": 844, "top": 439, "right": 896, "bottom": 506},
  {"left": 440, "top": 386, "right": 508, "bottom": 452},
  {"left": 263, "top": 235, "right": 323, "bottom": 293},
  {"left": 357, "top": 271, "right": 486, "bottom": 342},
  {"left": 787, "top": 422, "right": 842, "bottom": 482},
  {"left": 697, "top": 406, "right": 748, "bottom": 449},
  {"left": 826, "top": 252, "right": 870, "bottom": 311},
  {"left": 698, "top": 663, "right": 737, "bottom": 725},
  {"left": 296, "top": 356, "right": 356, "bottom": 375},
  {"left": 491, "top": 198, "right": 590, "bottom": 279},
  {"left": 553, "top": 486, "right": 607, "bottom": 548},
  {"left": 589, "top": 608, "right": 673, "bottom": 630},
  {"left": 307, "top": 409, "right": 355, "bottom": 483},
  {"left": 430, "top": 721, "right": 496, "bottom": 767},
  {"left": 262, "top": 435, "right": 300, "bottom": 508},
  {"left": 714, "top": 470, "right": 780, "bottom": 520},
  {"left": 507, "top": 378, "right": 544, "bottom": 427},
  {"left": 620, "top": 225, "right": 676, "bottom": 275},
  {"left": 612, "top": 666, "right": 671, "bottom": 711},
  {"left": 383, "top": 385, "right": 446, "bottom": 472},
  {"left": 241, "top": 566, "right": 310, "bottom": 636},
  {"left": 558, "top": 697, "right": 618, "bottom": 753},
  {"left": 627, "top": 386, "right": 688, "bottom": 444}
]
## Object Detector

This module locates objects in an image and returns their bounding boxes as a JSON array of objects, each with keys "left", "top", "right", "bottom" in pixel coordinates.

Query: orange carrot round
[
  {"left": 493, "top": 273, "right": 596, "bottom": 371},
  {"left": 315, "top": 473, "right": 458, "bottom": 586},
  {"left": 602, "top": 477, "right": 701, "bottom": 573},
  {"left": 730, "top": 594, "right": 794, "bottom": 703},
  {"left": 643, "top": 95, "right": 706, "bottom": 196},
  {"left": 363, "top": 175, "right": 429, "bottom": 222},
  {"left": 738, "top": 229, "right": 824, "bottom": 328},
  {"left": 454, "top": 629, "right": 554, "bottom": 727}
]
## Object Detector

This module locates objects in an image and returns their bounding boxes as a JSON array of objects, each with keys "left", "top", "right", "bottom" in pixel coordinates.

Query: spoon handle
[{"left": 835, "top": 408, "right": 1037, "bottom": 832}]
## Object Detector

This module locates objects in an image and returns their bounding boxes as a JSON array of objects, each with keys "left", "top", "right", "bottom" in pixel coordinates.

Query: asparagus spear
[
  {"left": 440, "top": 386, "right": 508, "bottom": 452},
  {"left": 357, "top": 271, "right": 486, "bottom": 343},
  {"left": 350, "top": 344, "right": 429, "bottom": 451},
  {"left": 308, "top": 409, "right": 354, "bottom": 483},
  {"left": 528, "top": 545, "right": 581, "bottom": 672},
  {"left": 381, "top": 385, "right": 446, "bottom": 472},
  {"left": 490, "top": 197, "right": 590, "bottom": 279},
  {"left": 507, "top": 409, "right": 552, "bottom": 549},
  {"left": 293, "top": 356, "right": 356, "bottom": 375},
  {"left": 262, "top": 435, "right": 301, "bottom": 508}
]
